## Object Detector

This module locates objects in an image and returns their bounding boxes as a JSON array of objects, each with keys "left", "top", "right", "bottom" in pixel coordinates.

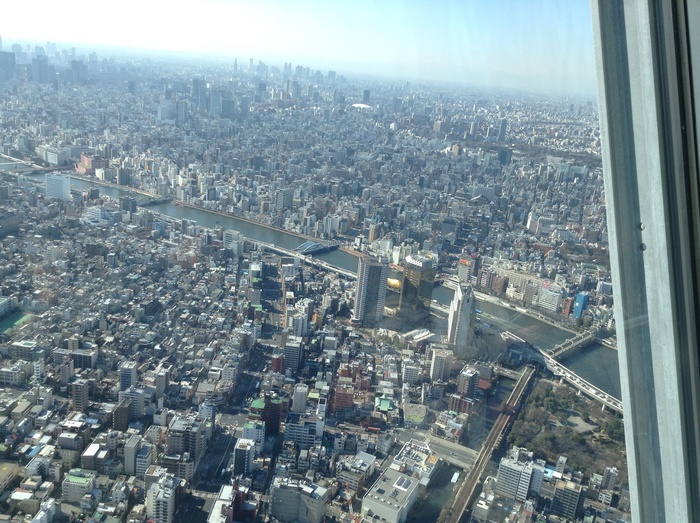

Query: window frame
[{"left": 591, "top": 0, "right": 700, "bottom": 520}]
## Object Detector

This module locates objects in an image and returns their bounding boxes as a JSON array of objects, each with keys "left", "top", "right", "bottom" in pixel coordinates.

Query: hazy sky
[{"left": 1, "top": 0, "right": 596, "bottom": 95}]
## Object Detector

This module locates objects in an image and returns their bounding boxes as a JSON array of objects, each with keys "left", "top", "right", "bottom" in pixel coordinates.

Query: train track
[{"left": 446, "top": 365, "right": 535, "bottom": 523}]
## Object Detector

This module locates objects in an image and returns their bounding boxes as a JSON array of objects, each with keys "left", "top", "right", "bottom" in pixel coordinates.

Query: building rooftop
[{"left": 364, "top": 467, "right": 418, "bottom": 512}]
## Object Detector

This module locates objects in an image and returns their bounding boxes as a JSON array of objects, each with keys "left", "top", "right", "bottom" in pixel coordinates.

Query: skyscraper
[
  {"left": 45, "top": 173, "right": 71, "bottom": 201},
  {"left": 0, "top": 51, "right": 15, "bottom": 83},
  {"left": 447, "top": 283, "right": 476, "bottom": 348},
  {"left": 399, "top": 253, "right": 437, "bottom": 314},
  {"left": 498, "top": 117, "right": 508, "bottom": 142},
  {"left": 353, "top": 256, "right": 388, "bottom": 325}
]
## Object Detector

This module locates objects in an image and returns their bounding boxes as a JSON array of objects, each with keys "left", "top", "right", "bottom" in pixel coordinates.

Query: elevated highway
[{"left": 540, "top": 350, "right": 623, "bottom": 413}]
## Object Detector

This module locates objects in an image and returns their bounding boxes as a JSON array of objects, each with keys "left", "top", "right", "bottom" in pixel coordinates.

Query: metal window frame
[{"left": 591, "top": 0, "right": 700, "bottom": 520}]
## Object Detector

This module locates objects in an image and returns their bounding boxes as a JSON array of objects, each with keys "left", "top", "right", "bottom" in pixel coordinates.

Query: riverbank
[
  {"left": 67, "top": 172, "right": 331, "bottom": 249},
  {"left": 472, "top": 289, "right": 579, "bottom": 336}
]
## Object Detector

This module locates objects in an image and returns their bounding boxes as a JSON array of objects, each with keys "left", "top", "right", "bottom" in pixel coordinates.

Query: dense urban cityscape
[{"left": 0, "top": 36, "right": 628, "bottom": 523}]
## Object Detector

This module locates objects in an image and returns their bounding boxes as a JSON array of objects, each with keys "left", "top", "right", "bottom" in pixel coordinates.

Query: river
[{"left": 38, "top": 175, "right": 622, "bottom": 398}]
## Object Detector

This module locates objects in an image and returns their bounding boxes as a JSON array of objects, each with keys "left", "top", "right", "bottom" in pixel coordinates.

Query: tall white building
[
  {"left": 124, "top": 434, "right": 141, "bottom": 476},
  {"left": 242, "top": 421, "right": 265, "bottom": 453},
  {"left": 353, "top": 256, "right": 388, "bottom": 325},
  {"left": 457, "top": 366, "right": 480, "bottom": 400},
  {"left": 536, "top": 284, "right": 563, "bottom": 313},
  {"left": 430, "top": 348, "right": 453, "bottom": 383},
  {"left": 146, "top": 471, "right": 183, "bottom": 523},
  {"left": 45, "top": 173, "right": 71, "bottom": 201},
  {"left": 292, "top": 383, "right": 309, "bottom": 413},
  {"left": 120, "top": 361, "right": 138, "bottom": 390},
  {"left": 495, "top": 457, "right": 531, "bottom": 501},
  {"left": 447, "top": 284, "right": 476, "bottom": 348},
  {"left": 494, "top": 456, "right": 544, "bottom": 502},
  {"left": 401, "top": 360, "right": 420, "bottom": 385}
]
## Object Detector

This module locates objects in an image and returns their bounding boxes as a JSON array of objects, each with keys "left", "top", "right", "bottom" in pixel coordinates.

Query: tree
[{"left": 603, "top": 418, "right": 625, "bottom": 442}]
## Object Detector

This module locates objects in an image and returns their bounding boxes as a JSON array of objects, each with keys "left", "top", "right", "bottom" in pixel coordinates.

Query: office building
[
  {"left": 551, "top": 480, "right": 584, "bottom": 520},
  {"left": 72, "top": 379, "right": 89, "bottom": 413},
  {"left": 401, "top": 360, "right": 420, "bottom": 386},
  {"left": 233, "top": 438, "right": 255, "bottom": 476},
  {"left": 353, "top": 256, "right": 388, "bottom": 325},
  {"left": 494, "top": 457, "right": 535, "bottom": 502},
  {"left": 572, "top": 292, "right": 589, "bottom": 319},
  {"left": 447, "top": 283, "right": 476, "bottom": 348},
  {"left": 292, "top": 383, "right": 309, "bottom": 413},
  {"left": 62, "top": 469, "right": 95, "bottom": 503},
  {"left": 498, "top": 117, "right": 508, "bottom": 142},
  {"left": 167, "top": 414, "right": 207, "bottom": 462},
  {"left": 113, "top": 398, "right": 131, "bottom": 431},
  {"left": 430, "top": 348, "right": 453, "bottom": 383},
  {"left": 136, "top": 443, "right": 155, "bottom": 478},
  {"left": 223, "top": 229, "right": 245, "bottom": 256},
  {"left": 270, "top": 477, "right": 330, "bottom": 523},
  {"left": 284, "top": 412, "right": 324, "bottom": 449},
  {"left": 0, "top": 51, "right": 16, "bottom": 82},
  {"left": 361, "top": 467, "right": 419, "bottom": 523},
  {"left": 118, "top": 386, "right": 145, "bottom": 419},
  {"left": 119, "top": 361, "right": 138, "bottom": 390},
  {"left": 337, "top": 451, "right": 376, "bottom": 493},
  {"left": 45, "top": 173, "right": 71, "bottom": 201},
  {"left": 399, "top": 253, "right": 437, "bottom": 313},
  {"left": 457, "top": 366, "right": 480, "bottom": 400},
  {"left": 601, "top": 466, "right": 619, "bottom": 490},
  {"left": 457, "top": 257, "right": 477, "bottom": 283},
  {"left": 249, "top": 393, "right": 283, "bottom": 436},
  {"left": 283, "top": 337, "right": 304, "bottom": 375},
  {"left": 124, "top": 434, "right": 141, "bottom": 476}
]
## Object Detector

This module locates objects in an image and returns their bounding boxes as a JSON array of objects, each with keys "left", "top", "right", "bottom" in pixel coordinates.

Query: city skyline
[{"left": 0, "top": 0, "right": 597, "bottom": 95}]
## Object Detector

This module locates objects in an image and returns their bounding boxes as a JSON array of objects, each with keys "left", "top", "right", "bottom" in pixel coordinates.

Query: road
[{"left": 396, "top": 429, "right": 478, "bottom": 470}]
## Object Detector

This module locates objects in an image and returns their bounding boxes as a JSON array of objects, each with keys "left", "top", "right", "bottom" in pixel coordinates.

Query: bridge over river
[{"left": 502, "top": 330, "right": 623, "bottom": 414}]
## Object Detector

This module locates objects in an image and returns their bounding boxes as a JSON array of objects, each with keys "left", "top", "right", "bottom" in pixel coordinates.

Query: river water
[{"left": 37, "top": 176, "right": 622, "bottom": 398}]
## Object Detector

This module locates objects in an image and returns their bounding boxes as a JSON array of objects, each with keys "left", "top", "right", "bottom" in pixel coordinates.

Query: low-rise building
[{"left": 361, "top": 467, "right": 420, "bottom": 523}]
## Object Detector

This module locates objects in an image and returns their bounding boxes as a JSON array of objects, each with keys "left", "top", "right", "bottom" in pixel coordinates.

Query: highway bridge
[
  {"left": 502, "top": 328, "right": 623, "bottom": 414},
  {"left": 539, "top": 350, "right": 623, "bottom": 413},
  {"left": 493, "top": 364, "right": 520, "bottom": 380}
]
